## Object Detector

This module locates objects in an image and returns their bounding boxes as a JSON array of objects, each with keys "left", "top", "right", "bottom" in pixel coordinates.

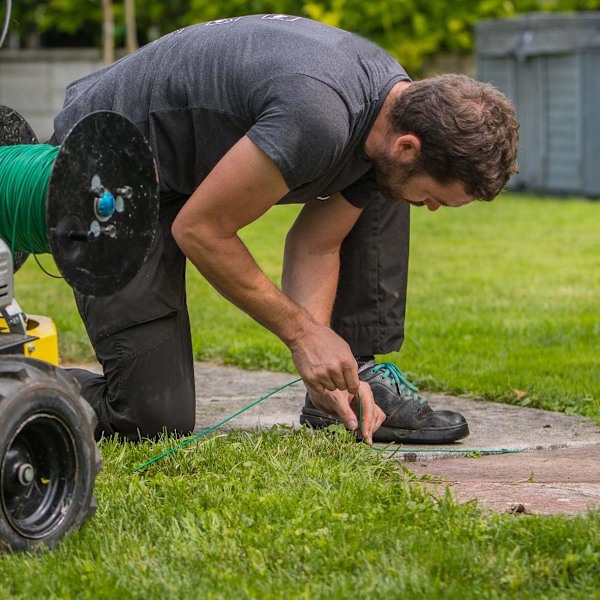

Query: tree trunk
[
  {"left": 124, "top": 0, "right": 138, "bottom": 54},
  {"left": 101, "top": 0, "right": 114, "bottom": 65}
]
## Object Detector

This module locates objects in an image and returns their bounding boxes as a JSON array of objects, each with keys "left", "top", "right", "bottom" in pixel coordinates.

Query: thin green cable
[
  {"left": 0, "top": 144, "right": 59, "bottom": 254},
  {"left": 135, "top": 380, "right": 523, "bottom": 472},
  {"left": 133, "top": 377, "right": 304, "bottom": 472}
]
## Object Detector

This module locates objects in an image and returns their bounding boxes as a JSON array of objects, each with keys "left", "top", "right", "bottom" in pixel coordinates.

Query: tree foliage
[{"left": 6, "top": 0, "right": 600, "bottom": 74}]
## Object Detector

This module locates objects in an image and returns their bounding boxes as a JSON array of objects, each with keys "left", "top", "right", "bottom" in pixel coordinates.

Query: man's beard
[{"left": 372, "top": 150, "right": 420, "bottom": 203}]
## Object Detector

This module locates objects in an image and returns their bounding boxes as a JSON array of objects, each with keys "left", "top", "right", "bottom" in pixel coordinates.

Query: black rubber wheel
[{"left": 0, "top": 357, "right": 101, "bottom": 552}]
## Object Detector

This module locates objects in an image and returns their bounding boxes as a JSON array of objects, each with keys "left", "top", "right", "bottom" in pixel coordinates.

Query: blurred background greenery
[{"left": 7, "top": 0, "right": 600, "bottom": 76}]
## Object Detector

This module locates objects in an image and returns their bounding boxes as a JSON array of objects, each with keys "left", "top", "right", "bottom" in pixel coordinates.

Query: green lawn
[
  {"left": 1, "top": 431, "right": 599, "bottom": 598},
  {"left": 398, "top": 194, "right": 599, "bottom": 421},
  {"left": 3, "top": 193, "right": 598, "bottom": 598}
]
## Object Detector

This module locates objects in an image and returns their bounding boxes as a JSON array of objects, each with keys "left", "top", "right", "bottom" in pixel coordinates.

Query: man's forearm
[
  {"left": 171, "top": 137, "right": 363, "bottom": 395},
  {"left": 282, "top": 241, "right": 340, "bottom": 328},
  {"left": 177, "top": 222, "right": 362, "bottom": 397},
  {"left": 181, "top": 226, "right": 317, "bottom": 347}
]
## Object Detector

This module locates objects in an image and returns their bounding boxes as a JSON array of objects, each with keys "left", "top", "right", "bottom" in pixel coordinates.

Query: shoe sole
[{"left": 300, "top": 407, "right": 469, "bottom": 444}]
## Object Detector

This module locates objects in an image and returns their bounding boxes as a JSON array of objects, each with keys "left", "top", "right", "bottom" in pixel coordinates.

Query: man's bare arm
[
  {"left": 283, "top": 194, "right": 386, "bottom": 442},
  {"left": 171, "top": 136, "right": 358, "bottom": 394},
  {"left": 283, "top": 193, "right": 359, "bottom": 325}
]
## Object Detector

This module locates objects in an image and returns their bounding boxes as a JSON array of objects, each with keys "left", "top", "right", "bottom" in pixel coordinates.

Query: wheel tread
[{"left": 0, "top": 356, "right": 101, "bottom": 553}]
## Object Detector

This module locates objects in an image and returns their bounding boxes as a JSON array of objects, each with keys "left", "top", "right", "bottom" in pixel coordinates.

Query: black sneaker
[{"left": 300, "top": 362, "right": 469, "bottom": 444}]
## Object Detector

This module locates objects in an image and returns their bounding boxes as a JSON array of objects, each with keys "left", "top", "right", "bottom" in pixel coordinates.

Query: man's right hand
[
  {"left": 289, "top": 322, "right": 386, "bottom": 443},
  {"left": 290, "top": 322, "right": 361, "bottom": 395}
]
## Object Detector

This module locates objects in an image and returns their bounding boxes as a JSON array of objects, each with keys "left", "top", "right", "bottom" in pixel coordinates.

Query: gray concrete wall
[{"left": 0, "top": 49, "right": 103, "bottom": 141}]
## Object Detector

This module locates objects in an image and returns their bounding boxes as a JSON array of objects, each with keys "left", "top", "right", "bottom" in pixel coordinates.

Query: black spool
[
  {"left": 0, "top": 107, "right": 159, "bottom": 297},
  {"left": 0, "top": 106, "right": 38, "bottom": 272},
  {"left": 0, "top": 105, "right": 37, "bottom": 146}
]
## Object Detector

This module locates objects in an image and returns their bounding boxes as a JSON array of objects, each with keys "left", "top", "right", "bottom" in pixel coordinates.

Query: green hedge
[{"left": 9, "top": 0, "right": 600, "bottom": 74}]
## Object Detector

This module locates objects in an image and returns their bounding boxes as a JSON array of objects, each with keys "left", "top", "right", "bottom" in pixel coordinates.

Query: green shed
[{"left": 475, "top": 12, "right": 600, "bottom": 198}]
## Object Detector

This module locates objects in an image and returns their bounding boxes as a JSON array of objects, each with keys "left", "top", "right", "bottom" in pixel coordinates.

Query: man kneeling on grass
[{"left": 56, "top": 15, "right": 520, "bottom": 444}]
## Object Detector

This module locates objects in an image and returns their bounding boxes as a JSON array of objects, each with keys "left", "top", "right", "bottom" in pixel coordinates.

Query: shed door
[{"left": 543, "top": 54, "right": 582, "bottom": 194}]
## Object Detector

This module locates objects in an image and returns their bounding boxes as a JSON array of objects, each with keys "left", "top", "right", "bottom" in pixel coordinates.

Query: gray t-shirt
[{"left": 54, "top": 14, "right": 409, "bottom": 208}]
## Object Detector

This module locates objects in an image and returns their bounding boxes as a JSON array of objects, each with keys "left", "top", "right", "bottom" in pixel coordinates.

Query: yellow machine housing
[{"left": 0, "top": 314, "right": 59, "bottom": 365}]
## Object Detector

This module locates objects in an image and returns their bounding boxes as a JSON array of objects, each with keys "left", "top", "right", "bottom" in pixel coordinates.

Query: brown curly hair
[{"left": 388, "top": 74, "right": 520, "bottom": 201}]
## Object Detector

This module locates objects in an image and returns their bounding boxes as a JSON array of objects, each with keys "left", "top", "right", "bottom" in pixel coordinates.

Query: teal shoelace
[{"left": 371, "top": 363, "right": 428, "bottom": 405}]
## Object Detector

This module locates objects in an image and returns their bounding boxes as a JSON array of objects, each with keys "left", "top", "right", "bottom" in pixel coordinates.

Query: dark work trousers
[
  {"left": 334, "top": 196, "right": 410, "bottom": 355},
  {"left": 68, "top": 193, "right": 195, "bottom": 441},
  {"left": 68, "top": 192, "right": 410, "bottom": 441}
]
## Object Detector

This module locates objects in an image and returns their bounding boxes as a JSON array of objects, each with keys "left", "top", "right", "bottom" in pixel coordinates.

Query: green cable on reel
[
  {"left": 0, "top": 105, "right": 160, "bottom": 297},
  {"left": 0, "top": 144, "right": 60, "bottom": 255}
]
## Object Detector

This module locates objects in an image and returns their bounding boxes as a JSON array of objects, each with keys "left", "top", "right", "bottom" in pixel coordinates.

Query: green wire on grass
[
  {"left": 133, "top": 377, "right": 304, "bottom": 472},
  {"left": 135, "top": 380, "right": 524, "bottom": 472}
]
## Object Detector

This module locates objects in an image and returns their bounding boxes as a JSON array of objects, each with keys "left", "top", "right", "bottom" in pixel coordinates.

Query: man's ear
[{"left": 391, "top": 134, "right": 421, "bottom": 165}]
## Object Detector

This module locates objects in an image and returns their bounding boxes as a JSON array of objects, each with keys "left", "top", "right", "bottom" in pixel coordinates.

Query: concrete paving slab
[{"left": 410, "top": 447, "right": 600, "bottom": 515}]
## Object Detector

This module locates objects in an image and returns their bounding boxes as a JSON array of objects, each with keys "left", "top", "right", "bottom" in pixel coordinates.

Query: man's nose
[{"left": 425, "top": 199, "right": 441, "bottom": 212}]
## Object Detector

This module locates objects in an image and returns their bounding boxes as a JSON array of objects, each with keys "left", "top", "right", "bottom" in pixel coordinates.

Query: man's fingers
[
  {"left": 306, "top": 380, "right": 382, "bottom": 445},
  {"left": 353, "top": 382, "right": 384, "bottom": 445},
  {"left": 310, "top": 382, "right": 326, "bottom": 394},
  {"left": 304, "top": 363, "right": 358, "bottom": 395},
  {"left": 343, "top": 366, "right": 360, "bottom": 396},
  {"left": 330, "top": 371, "right": 349, "bottom": 392},
  {"left": 315, "top": 361, "right": 359, "bottom": 394},
  {"left": 358, "top": 398, "right": 374, "bottom": 444},
  {"left": 305, "top": 377, "right": 335, "bottom": 394},
  {"left": 307, "top": 387, "right": 359, "bottom": 432},
  {"left": 335, "top": 404, "right": 359, "bottom": 433}
]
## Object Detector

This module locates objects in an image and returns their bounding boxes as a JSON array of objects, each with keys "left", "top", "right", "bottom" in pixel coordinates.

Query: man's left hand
[{"left": 308, "top": 381, "right": 385, "bottom": 445}]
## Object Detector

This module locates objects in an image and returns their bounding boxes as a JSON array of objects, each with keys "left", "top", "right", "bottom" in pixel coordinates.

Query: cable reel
[{"left": 0, "top": 105, "right": 159, "bottom": 297}]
